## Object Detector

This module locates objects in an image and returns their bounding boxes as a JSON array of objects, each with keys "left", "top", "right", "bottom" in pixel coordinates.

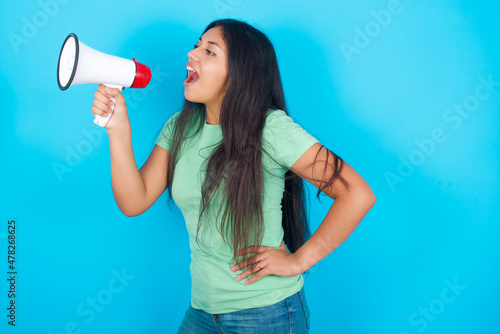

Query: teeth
[{"left": 187, "top": 66, "right": 196, "bottom": 73}]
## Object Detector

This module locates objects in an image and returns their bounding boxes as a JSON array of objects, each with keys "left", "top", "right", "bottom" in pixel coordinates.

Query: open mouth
[{"left": 184, "top": 65, "right": 200, "bottom": 85}]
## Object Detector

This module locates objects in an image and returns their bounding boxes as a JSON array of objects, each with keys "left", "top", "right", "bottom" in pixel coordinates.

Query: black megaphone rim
[{"left": 57, "top": 33, "right": 79, "bottom": 91}]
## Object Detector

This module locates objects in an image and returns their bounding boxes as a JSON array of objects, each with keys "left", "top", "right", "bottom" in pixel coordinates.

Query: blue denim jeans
[{"left": 177, "top": 287, "right": 310, "bottom": 333}]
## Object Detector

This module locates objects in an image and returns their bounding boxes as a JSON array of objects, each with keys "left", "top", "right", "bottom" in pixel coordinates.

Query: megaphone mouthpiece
[{"left": 130, "top": 58, "right": 151, "bottom": 88}]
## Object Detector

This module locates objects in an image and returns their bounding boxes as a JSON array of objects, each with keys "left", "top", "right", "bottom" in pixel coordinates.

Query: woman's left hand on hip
[{"left": 231, "top": 241, "right": 302, "bottom": 285}]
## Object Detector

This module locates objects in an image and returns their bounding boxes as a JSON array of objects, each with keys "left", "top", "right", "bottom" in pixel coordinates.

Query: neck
[{"left": 205, "top": 104, "right": 220, "bottom": 125}]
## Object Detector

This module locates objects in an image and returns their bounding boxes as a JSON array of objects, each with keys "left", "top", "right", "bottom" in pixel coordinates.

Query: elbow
[
  {"left": 365, "top": 185, "right": 376, "bottom": 208},
  {"left": 348, "top": 184, "right": 376, "bottom": 212},
  {"left": 123, "top": 211, "right": 140, "bottom": 218},
  {"left": 114, "top": 196, "right": 147, "bottom": 217},
  {"left": 363, "top": 186, "right": 376, "bottom": 212},
  {"left": 119, "top": 206, "right": 145, "bottom": 217},
  {"left": 358, "top": 181, "right": 376, "bottom": 209},
  {"left": 367, "top": 190, "right": 376, "bottom": 209}
]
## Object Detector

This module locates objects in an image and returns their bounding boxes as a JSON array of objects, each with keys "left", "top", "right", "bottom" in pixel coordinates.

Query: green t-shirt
[{"left": 155, "top": 109, "right": 318, "bottom": 314}]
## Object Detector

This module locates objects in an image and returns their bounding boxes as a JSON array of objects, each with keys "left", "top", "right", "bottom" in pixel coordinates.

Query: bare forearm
[
  {"left": 108, "top": 126, "right": 146, "bottom": 216},
  {"left": 294, "top": 190, "right": 376, "bottom": 273}
]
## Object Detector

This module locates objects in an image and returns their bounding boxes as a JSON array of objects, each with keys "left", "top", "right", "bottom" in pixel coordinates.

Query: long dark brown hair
[{"left": 165, "top": 19, "right": 347, "bottom": 262}]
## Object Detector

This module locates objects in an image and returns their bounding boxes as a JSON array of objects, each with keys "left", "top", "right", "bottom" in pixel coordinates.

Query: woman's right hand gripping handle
[
  {"left": 91, "top": 85, "right": 170, "bottom": 217},
  {"left": 92, "top": 84, "right": 130, "bottom": 132}
]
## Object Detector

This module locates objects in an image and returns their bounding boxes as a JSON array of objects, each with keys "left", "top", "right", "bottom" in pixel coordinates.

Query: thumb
[{"left": 279, "top": 241, "right": 288, "bottom": 252}]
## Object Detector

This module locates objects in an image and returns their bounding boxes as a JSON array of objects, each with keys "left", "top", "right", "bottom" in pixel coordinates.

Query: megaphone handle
[{"left": 93, "top": 84, "right": 123, "bottom": 127}]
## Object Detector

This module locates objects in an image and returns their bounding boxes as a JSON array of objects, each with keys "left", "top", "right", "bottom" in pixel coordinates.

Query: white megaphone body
[{"left": 57, "top": 33, "right": 151, "bottom": 127}]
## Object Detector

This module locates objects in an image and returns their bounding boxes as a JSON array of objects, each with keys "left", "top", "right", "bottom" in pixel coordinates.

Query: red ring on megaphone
[{"left": 131, "top": 58, "right": 151, "bottom": 88}]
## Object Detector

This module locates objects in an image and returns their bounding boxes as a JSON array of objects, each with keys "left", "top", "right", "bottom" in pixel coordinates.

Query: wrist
[
  {"left": 106, "top": 122, "right": 131, "bottom": 137},
  {"left": 292, "top": 252, "right": 310, "bottom": 275}
]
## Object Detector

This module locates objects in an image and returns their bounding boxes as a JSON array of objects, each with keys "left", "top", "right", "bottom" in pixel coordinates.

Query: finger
[
  {"left": 101, "top": 85, "right": 125, "bottom": 104},
  {"left": 255, "top": 261, "right": 265, "bottom": 272},
  {"left": 244, "top": 267, "right": 268, "bottom": 285},
  {"left": 93, "top": 98, "right": 113, "bottom": 114},
  {"left": 91, "top": 105, "right": 110, "bottom": 118},
  {"left": 235, "top": 262, "right": 264, "bottom": 282},
  {"left": 231, "top": 254, "right": 260, "bottom": 272},
  {"left": 236, "top": 245, "right": 265, "bottom": 256},
  {"left": 96, "top": 85, "right": 112, "bottom": 98},
  {"left": 94, "top": 88, "right": 112, "bottom": 105}
]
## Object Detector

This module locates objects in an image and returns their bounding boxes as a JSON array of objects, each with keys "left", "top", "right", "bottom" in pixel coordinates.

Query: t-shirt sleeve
[
  {"left": 155, "top": 111, "right": 181, "bottom": 152},
  {"left": 262, "top": 109, "right": 319, "bottom": 170}
]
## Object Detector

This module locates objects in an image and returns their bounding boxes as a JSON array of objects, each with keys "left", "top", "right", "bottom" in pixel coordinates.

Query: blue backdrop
[{"left": 1, "top": 1, "right": 498, "bottom": 333}]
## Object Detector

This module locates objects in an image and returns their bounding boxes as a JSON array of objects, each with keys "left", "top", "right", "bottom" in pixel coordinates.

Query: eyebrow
[{"left": 199, "top": 37, "right": 223, "bottom": 51}]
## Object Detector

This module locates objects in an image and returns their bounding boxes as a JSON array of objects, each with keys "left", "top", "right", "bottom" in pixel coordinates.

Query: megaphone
[{"left": 57, "top": 33, "right": 151, "bottom": 127}]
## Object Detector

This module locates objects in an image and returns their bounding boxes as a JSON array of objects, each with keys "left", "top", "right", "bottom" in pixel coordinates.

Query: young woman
[{"left": 91, "top": 19, "right": 375, "bottom": 333}]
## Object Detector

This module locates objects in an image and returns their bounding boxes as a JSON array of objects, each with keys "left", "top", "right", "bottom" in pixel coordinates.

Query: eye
[{"left": 192, "top": 44, "right": 215, "bottom": 56}]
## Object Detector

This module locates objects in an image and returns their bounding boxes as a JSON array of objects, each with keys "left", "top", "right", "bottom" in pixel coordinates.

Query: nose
[{"left": 187, "top": 48, "right": 200, "bottom": 62}]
